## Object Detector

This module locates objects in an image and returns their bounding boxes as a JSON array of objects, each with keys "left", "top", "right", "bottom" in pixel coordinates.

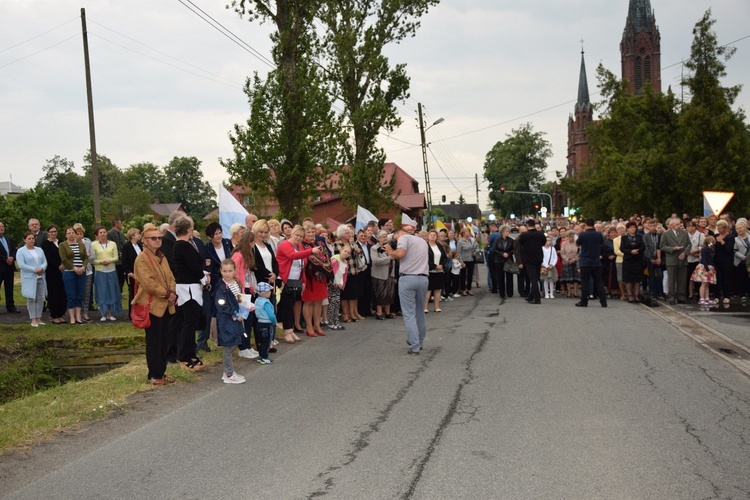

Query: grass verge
[{"left": 0, "top": 344, "right": 223, "bottom": 452}]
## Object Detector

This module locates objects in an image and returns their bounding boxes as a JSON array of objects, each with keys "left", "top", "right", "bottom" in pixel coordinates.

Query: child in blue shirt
[{"left": 254, "top": 281, "right": 278, "bottom": 364}]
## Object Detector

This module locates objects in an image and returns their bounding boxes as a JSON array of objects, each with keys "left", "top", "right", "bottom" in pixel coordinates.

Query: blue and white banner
[
  {"left": 356, "top": 205, "right": 379, "bottom": 232},
  {"left": 219, "top": 185, "right": 249, "bottom": 236}
]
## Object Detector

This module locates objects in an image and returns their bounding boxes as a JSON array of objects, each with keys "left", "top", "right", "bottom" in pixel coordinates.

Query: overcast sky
[{"left": 1, "top": 0, "right": 748, "bottom": 210}]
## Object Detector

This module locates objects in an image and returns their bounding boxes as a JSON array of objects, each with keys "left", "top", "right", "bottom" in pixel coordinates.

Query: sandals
[
  {"left": 283, "top": 334, "right": 296, "bottom": 344},
  {"left": 183, "top": 357, "right": 204, "bottom": 369}
]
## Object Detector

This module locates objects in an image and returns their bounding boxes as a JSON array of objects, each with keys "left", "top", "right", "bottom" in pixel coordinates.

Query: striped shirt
[{"left": 70, "top": 242, "right": 83, "bottom": 267}]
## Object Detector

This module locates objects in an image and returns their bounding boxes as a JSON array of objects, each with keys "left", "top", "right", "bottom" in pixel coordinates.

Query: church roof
[
  {"left": 575, "top": 51, "right": 591, "bottom": 113},
  {"left": 626, "top": 0, "right": 654, "bottom": 34}
]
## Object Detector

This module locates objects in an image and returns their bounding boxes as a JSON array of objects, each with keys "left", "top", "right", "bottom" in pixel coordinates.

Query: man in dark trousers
[
  {"left": 0, "top": 221, "right": 20, "bottom": 313},
  {"left": 575, "top": 218, "right": 608, "bottom": 308},
  {"left": 516, "top": 219, "right": 546, "bottom": 304}
]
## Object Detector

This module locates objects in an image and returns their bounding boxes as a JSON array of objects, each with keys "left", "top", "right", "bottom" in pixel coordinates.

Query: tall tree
[
  {"left": 678, "top": 9, "right": 750, "bottom": 214},
  {"left": 318, "top": 0, "right": 437, "bottom": 213},
  {"left": 562, "top": 65, "right": 682, "bottom": 219},
  {"left": 163, "top": 156, "right": 216, "bottom": 218},
  {"left": 483, "top": 123, "right": 551, "bottom": 217},
  {"left": 224, "top": 0, "right": 343, "bottom": 221}
]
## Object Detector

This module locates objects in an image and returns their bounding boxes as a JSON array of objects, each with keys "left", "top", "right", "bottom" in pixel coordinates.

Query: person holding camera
[{"left": 384, "top": 225, "right": 429, "bottom": 355}]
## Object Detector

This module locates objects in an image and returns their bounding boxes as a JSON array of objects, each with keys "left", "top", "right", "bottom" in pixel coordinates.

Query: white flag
[
  {"left": 356, "top": 205, "right": 379, "bottom": 232},
  {"left": 401, "top": 212, "right": 417, "bottom": 228},
  {"left": 219, "top": 185, "right": 249, "bottom": 236}
]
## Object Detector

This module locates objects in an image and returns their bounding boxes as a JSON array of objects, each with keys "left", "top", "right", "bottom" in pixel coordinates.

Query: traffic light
[
  {"left": 441, "top": 195, "right": 446, "bottom": 202},
  {"left": 534, "top": 204, "right": 540, "bottom": 211},
  {"left": 500, "top": 186, "right": 505, "bottom": 196}
]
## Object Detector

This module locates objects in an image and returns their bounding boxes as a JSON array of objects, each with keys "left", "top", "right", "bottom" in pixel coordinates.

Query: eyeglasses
[{"left": 146, "top": 236, "right": 162, "bottom": 241}]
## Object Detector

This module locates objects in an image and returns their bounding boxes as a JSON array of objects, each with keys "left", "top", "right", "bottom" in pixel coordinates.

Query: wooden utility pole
[
  {"left": 475, "top": 173, "right": 479, "bottom": 206},
  {"left": 418, "top": 103, "right": 432, "bottom": 228},
  {"left": 81, "top": 8, "right": 101, "bottom": 224}
]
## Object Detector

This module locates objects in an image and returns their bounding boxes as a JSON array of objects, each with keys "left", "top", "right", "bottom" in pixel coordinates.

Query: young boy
[
  {"left": 215, "top": 259, "right": 246, "bottom": 384},
  {"left": 254, "top": 281, "right": 277, "bottom": 364}
]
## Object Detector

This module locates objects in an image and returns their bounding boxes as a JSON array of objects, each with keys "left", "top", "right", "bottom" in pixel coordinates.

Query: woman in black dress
[
  {"left": 41, "top": 225, "right": 67, "bottom": 324},
  {"left": 620, "top": 221, "right": 645, "bottom": 302},
  {"left": 122, "top": 227, "right": 143, "bottom": 320}
]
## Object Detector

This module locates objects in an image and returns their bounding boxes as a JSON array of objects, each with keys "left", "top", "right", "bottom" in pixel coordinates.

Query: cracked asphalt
[{"left": 3, "top": 285, "right": 750, "bottom": 499}]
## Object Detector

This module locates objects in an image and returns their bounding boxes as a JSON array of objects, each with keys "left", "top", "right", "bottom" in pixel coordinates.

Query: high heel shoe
[
  {"left": 314, "top": 328, "right": 326, "bottom": 336},
  {"left": 284, "top": 334, "right": 296, "bottom": 343},
  {"left": 306, "top": 330, "right": 318, "bottom": 337}
]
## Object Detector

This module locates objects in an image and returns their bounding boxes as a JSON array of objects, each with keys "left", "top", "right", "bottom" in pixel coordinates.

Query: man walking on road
[
  {"left": 384, "top": 226, "right": 429, "bottom": 355},
  {"left": 575, "top": 218, "right": 608, "bottom": 308},
  {"left": 516, "top": 219, "right": 546, "bottom": 304}
]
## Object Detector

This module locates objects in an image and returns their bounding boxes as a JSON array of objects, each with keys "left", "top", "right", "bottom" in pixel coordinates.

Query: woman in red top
[
  {"left": 301, "top": 222, "right": 330, "bottom": 337},
  {"left": 276, "top": 225, "right": 322, "bottom": 343}
]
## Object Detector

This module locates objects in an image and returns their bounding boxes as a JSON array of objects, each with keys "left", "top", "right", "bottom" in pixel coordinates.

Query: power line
[
  {"left": 0, "top": 33, "right": 79, "bottom": 71},
  {"left": 177, "top": 0, "right": 275, "bottom": 69},
  {"left": 0, "top": 16, "right": 79, "bottom": 54},
  {"left": 88, "top": 18, "right": 241, "bottom": 87},
  {"left": 89, "top": 33, "right": 243, "bottom": 90}
]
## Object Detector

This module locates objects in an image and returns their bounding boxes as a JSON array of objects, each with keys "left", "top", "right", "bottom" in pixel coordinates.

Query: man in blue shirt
[
  {"left": 575, "top": 218, "right": 607, "bottom": 308},
  {"left": 486, "top": 222, "right": 500, "bottom": 293}
]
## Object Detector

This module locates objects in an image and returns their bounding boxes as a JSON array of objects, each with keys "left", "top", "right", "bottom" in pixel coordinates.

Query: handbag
[
  {"left": 283, "top": 279, "right": 303, "bottom": 294},
  {"left": 503, "top": 260, "right": 519, "bottom": 274},
  {"left": 355, "top": 250, "right": 367, "bottom": 271},
  {"left": 131, "top": 282, "right": 152, "bottom": 329},
  {"left": 475, "top": 250, "right": 485, "bottom": 264}
]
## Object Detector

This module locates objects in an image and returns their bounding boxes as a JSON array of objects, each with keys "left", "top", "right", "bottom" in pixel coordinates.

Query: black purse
[{"left": 283, "top": 279, "right": 303, "bottom": 294}]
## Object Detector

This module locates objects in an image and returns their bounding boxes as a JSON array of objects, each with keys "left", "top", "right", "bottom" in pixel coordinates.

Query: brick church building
[{"left": 563, "top": 0, "right": 661, "bottom": 181}]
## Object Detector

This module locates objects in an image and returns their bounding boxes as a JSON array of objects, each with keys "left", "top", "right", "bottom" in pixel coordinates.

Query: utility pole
[
  {"left": 475, "top": 173, "right": 479, "bottom": 206},
  {"left": 81, "top": 8, "right": 101, "bottom": 224},
  {"left": 418, "top": 103, "right": 432, "bottom": 228}
]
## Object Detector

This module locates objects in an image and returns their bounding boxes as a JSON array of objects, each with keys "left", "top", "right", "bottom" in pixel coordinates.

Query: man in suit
[
  {"left": 660, "top": 217, "right": 691, "bottom": 304},
  {"left": 642, "top": 218, "right": 663, "bottom": 299},
  {"left": 516, "top": 219, "right": 546, "bottom": 304},
  {"left": 28, "top": 218, "right": 47, "bottom": 247},
  {"left": 356, "top": 227, "right": 374, "bottom": 317},
  {"left": 0, "top": 221, "right": 20, "bottom": 313}
]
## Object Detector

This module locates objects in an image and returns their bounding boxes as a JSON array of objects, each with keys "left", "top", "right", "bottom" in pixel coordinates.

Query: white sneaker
[
  {"left": 550, "top": 294, "right": 555, "bottom": 299},
  {"left": 452, "top": 293, "right": 461, "bottom": 298},
  {"left": 249, "top": 348, "right": 259, "bottom": 357},
  {"left": 108, "top": 316, "right": 117, "bottom": 321},
  {"left": 222, "top": 372, "right": 246, "bottom": 384},
  {"left": 100, "top": 317, "right": 107, "bottom": 322},
  {"left": 238, "top": 349, "right": 259, "bottom": 359},
  {"left": 446, "top": 296, "right": 454, "bottom": 302}
]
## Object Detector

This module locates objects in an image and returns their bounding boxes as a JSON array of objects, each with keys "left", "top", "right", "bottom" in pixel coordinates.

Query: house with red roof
[{"left": 227, "top": 163, "right": 425, "bottom": 228}]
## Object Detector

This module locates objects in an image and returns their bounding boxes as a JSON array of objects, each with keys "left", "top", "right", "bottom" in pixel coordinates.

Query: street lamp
[{"left": 418, "top": 103, "right": 444, "bottom": 229}]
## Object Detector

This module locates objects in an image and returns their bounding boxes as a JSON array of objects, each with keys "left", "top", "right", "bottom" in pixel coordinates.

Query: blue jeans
[
  {"left": 62, "top": 270, "right": 85, "bottom": 309},
  {"left": 398, "top": 275, "right": 428, "bottom": 352}
]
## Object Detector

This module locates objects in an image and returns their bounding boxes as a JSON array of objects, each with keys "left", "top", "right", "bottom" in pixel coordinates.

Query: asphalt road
[{"left": 3, "top": 285, "right": 750, "bottom": 499}]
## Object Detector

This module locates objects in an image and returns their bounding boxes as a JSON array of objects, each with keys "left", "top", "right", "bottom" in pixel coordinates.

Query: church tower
[
  {"left": 621, "top": 0, "right": 661, "bottom": 94},
  {"left": 566, "top": 50, "right": 593, "bottom": 178}
]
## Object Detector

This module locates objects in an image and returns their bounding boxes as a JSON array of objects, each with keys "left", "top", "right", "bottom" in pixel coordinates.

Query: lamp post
[{"left": 418, "top": 102, "right": 444, "bottom": 229}]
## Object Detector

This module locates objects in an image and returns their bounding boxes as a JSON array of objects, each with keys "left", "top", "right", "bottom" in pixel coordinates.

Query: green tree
[
  {"left": 318, "top": 0, "right": 437, "bottom": 213},
  {"left": 457, "top": 194, "right": 466, "bottom": 205},
  {"left": 122, "top": 162, "right": 173, "bottom": 203},
  {"left": 484, "top": 123, "right": 551, "bottom": 217},
  {"left": 4, "top": 188, "right": 94, "bottom": 238},
  {"left": 163, "top": 157, "right": 217, "bottom": 218},
  {"left": 82, "top": 152, "right": 123, "bottom": 200},
  {"left": 562, "top": 65, "right": 682, "bottom": 219},
  {"left": 225, "top": 0, "right": 342, "bottom": 221},
  {"left": 678, "top": 9, "right": 750, "bottom": 214},
  {"left": 105, "top": 185, "right": 153, "bottom": 221},
  {"left": 37, "top": 155, "right": 88, "bottom": 198}
]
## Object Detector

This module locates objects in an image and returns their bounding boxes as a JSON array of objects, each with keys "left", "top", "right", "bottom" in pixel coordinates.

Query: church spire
[
  {"left": 626, "top": 0, "right": 655, "bottom": 34},
  {"left": 621, "top": 0, "right": 661, "bottom": 94},
  {"left": 576, "top": 49, "right": 591, "bottom": 113}
]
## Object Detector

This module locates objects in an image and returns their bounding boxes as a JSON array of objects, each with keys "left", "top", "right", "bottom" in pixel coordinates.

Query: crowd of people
[
  {"left": 0, "top": 218, "right": 130, "bottom": 326},
  {"left": 484, "top": 212, "right": 750, "bottom": 309},
  {"left": 3, "top": 209, "right": 748, "bottom": 387}
]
